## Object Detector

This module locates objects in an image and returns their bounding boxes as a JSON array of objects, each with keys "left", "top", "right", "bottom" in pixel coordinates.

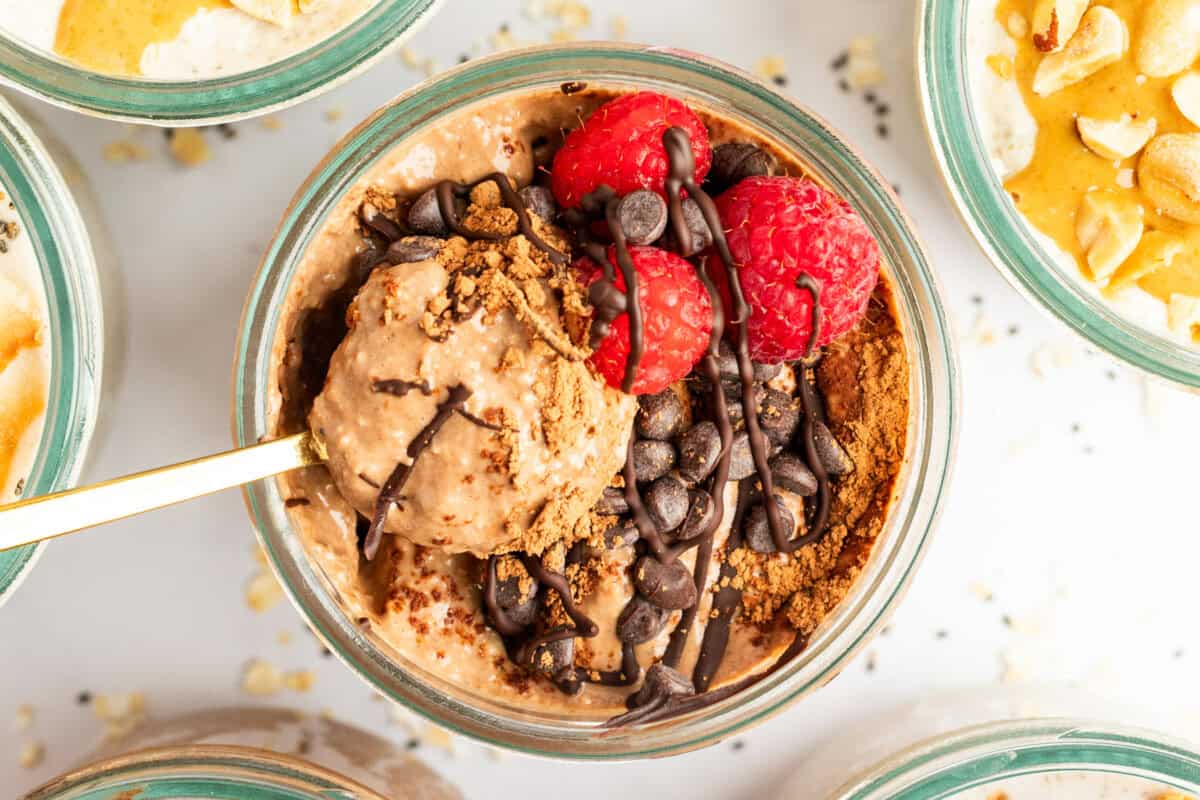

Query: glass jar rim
[
  {"left": 834, "top": 718, "right": 1200, "bottom": 798},
  {"left": 917, "top": 0, "right": 1200, "bottom": 388},
  {"left": 0, "top": 95, "right": 103, "bottom": 605},
  {"left": 0, "top": 0, "right": 443, "bottom": 125},
  {"left": 24, "top": 745, "right": 388, "bottom": 800},
  {"left": 232, "top": 42, "right": 960, "bottom": 759}
]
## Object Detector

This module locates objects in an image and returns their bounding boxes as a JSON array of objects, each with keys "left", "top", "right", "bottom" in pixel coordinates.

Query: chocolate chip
[
  {"left": 386, "top": 235, "right": 443, "bottom": 264},
  {"left": 677, "top": 421, "right": 722, "bottom": 484},
  {"left": 744, "top": 495, "right": 795, "bottom": 554},
  {"left": 716, "top": 340, "right": 739, "bottom": 380},
  {"left": 725, "top": 396, "right": 745, "bottom": 427},
  {"left": 501, "top": 590, "right": 539, "bottom": 628},
  {"left": 646, "top": 475, "right": 689, "bottom": 532},
  {"left": 753, "top": 361, "right": 782, "bottom": 383},
  {"left": 595, "top": 486, "right": 629, "bottom": 516},
  {"left": 671, "top": 198, "right": 714, "bottom": 257},
  {"left": 632, "top": 439, "right": 676, "bottom": 483},
  {"left": 531, "top": 135, "right": 554, "bottom": 167},
  {"left": 494, "top": 560, "right": 539, "bottom": 627},
  {"left": 709, "top": 143, "right": 778, "bottom": 192},
  {"left": 567, "top": 539, "right": 597, "bottom": 565},
  {"left": 617, "top": 189, "right": 669, "bottom": 245},
  {"left": 407, "top": 188, "right": 452, "bottom": 235},
  {"left": 814, "top": 421, "right": 854, "bottom": 475},
  {"left": 730, "top": 431, "right": 783, "bottom": 481},
  {"left": 617, "top": 597, "right": 671, "bottom": 644},
  {"left": 518, "top": 184, "right": 557, "bottom": 222},
  {"left": 360, "top": 202, "right": 405, "bottom": 241},
  {"left": 675, "top": 489, "right": 715, "bottom": 541},
  {"left": 717, "top": 346, "right": 779, "bottom": 383},
  {"left": 634, "top": 555, "right": 697, "bottom": 610},
  {"left": 631, "top": 663, "right": 695, "bottom": 706},
  {"left": 722, "top": 379, "right": 766, "bottom": 411},
  {"left": 770, "top": 453, "right": 818, "bottom": 497},
  {"left": 637, "top": 390, "right": 685, "bottom": 440},
  {"left": 604, "top": 523, "right": 639, "bottom": 549},
  {"left": 729, "top": 431, "right": 757, "bottom": 481},
  {"left": 759, "top": 389, "right": 800, "bottom": 446},
  {"left": 494, "top": 568, "right": 532, "bottom": 607},
  {"left": 532, "top": 637, "right": 575, "bottom": 677}
]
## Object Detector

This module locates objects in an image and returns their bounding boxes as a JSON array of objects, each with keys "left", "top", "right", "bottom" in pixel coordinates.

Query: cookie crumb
[
  {"left": 245, "top": 568, "right": 285, "bottom": 613},
  {"left": 103, "top": 140, "right": 151, "bottom": 163},
  {"left": 18, "top": 740, "right": 43, "bottom": 769},
  {"left": 14, "top": 704, "right": 33, "bottom": 732},
  {"left": 169, "top": 129, "right": 211, "bottom": 168},
  {"left": 94, "top": 692, "right": 148, "bottom": 742}
]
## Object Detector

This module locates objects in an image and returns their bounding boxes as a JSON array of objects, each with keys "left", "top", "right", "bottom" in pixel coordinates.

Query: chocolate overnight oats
[{"left": 267, "top": 85, "right": 910, "bottom": 721}]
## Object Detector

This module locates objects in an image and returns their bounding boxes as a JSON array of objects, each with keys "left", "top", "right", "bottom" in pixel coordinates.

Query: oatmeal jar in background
[
  {"left": 823, "top": 716, "right": 1200, "bottom": 799},
  {"left": 0, "top": 94, "right": 106, "bottom": 608},
  {"left": 22, "top": 706, "right": 461, "bottom": 800},
  {"left": 234, "top": 43, "right": 960, "bottom": 759},
  {"left": 918, "top": 0, "right": 1200, "bottom": 389},
  {"left": 0, "top": 0, "right": 443, "bottom": 126},
  {"left": 780, "top": 686, "right": 1200, "bottom": 797}
]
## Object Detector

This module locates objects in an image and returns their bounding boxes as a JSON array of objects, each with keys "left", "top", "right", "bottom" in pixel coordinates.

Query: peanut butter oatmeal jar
[
  {"left": 23, "top": 707, "right": 461, "bottom": 800},
  {"left": 0, "top": 95, "right": 105, "bottom": 608},
  {"left": 827, "top": 718, "right": 1200, "bottom": 799},
  {"left": 919, "top": 0, "right": 1200, "bottom": 388},
  {"left": 233, "top": 43, "right": 959, "bottom": 758},
  {"left": 0, "top": 0, "right": 442, "bottom": 125}
]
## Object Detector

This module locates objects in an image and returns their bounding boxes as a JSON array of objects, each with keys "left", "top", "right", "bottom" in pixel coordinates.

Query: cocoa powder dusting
[{"left": 731, "top": 282, "right": 908, "bottom": 634}]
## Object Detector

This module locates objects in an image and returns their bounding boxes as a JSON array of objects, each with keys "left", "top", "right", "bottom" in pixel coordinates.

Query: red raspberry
[
  {"left": 550, "top": 92, "right": 712, "bottom": 209},
  {"left": 704, "top": 176, "right": 880, "bottom": 363},
  {"left": 580, "top": 246, "right": 713, "bottom": 395}
]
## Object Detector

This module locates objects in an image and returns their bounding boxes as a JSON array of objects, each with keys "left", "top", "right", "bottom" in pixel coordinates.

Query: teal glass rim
[
  {"left": 233, "top": 42, "right": 960, "bottom": 759},
  {"left": 917, "top": 0, "right": 1200, "bottom": 388},
  {"left": 0, "top": 0, "right": 443, "bottom": 125},
  {"left": 24, "top": 745, "right": 387, "bottom": 800},
  {"left": 834, "top": 718, "right": 1200, "bottom": 798},
  {"left": 0, "top": 95, "right": 103, "bottom": 607}
]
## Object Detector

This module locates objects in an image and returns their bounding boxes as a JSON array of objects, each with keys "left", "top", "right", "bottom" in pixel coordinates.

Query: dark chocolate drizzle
[
  {"left": 790, "top": 274, "right": 832, "bottom": 546},
  {"left": 455, "top": 408, "right": 503, "bottom": 432},
  {"left": 363, "top": 384, "right": 472, "bottom": 561},
  {"left": 568, "top": 186, "right": 677, "bottom": 564},
  {"left": 690, "top": 478, "right": 754, "bottom": 692},
  {"left": 372, "top": 378, "right": 433, "bottom": 397},
  {"left": 434, "top": 174, "right": 566, "bottom": 265},
  {"left": 613, "top": 130, "right": 836, "bottom": 724},
  {"left": 659, "top": 127, "right": 735, "bottom": 670},
  {"left": 519, "top": 554, "right": 600, "bottom": 638},
  {"left": 608, "top": 631, "right": 809, "bottom": 728}
]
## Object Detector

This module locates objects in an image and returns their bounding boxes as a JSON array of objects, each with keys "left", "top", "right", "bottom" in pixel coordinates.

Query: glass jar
[
  {"left": 917, "top": 0, "right": 1200, "bottom": 388},
  {"left": 23, "top": 706, "right": 460, "bottom": 800},
  {"left": 233, "top": 43, "right": 960, "bottom": 758},
  {"left": 0, "top": 94, "right": 105, "bottom": 607},
  {"left": 0, "top": 0, "right": 443, "bottom": 125},
  {"left": 831, "top": 718, "right": 1200, "bottom": 799}
]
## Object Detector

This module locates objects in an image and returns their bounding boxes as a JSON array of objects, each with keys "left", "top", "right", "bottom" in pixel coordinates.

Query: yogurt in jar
[
  {"left": 966, "top": 0, "right": 1200, "bottom": 349},
  {"left": 0, "top": 186, "right": 48, "bottom": 502},
  {"left": 0, "top": 0, "right": 377, "bottom": 79},
  {"left": 954, "top": 773, "right": 1187, "bottom": 799}
]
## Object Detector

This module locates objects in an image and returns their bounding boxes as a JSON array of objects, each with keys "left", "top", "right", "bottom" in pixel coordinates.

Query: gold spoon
[{"left": 0, "top": 432, "right": 327, "bottom": 553}]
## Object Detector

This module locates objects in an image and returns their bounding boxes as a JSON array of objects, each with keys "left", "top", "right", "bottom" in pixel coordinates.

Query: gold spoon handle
[{"left": 0, "top": 432, "right": 325, "bottom": 553}]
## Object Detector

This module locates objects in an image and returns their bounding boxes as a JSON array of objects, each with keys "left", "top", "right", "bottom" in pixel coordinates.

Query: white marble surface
[{"left": 2, "top": 1, "right": 1199, "bottom": 798}]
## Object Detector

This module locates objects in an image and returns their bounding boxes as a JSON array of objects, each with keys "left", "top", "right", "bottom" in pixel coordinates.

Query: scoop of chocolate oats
[{"left": 311, "top": 222, "right": 634, "bottom": 557}]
